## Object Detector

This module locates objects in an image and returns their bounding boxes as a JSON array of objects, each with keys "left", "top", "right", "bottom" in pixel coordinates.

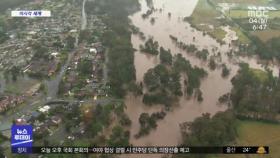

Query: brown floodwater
[{"left": 123, "top": 0, "right": 279, "bottom": 157}]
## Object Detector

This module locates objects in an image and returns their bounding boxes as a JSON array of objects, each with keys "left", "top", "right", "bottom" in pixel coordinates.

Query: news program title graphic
[
  {"left": 11, "top": 125, "right": 33, "bottom": 154},
  {"left": 11, "top": 10, "right": 51, "bottom": 17}
]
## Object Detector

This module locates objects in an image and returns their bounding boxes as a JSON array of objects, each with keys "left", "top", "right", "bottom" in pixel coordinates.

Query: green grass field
[
  {"left": 231, "top": 26, "right": 251, "bottom": 44},
  {"left": 209, "top": 0, "right": 280, "bottom": 44},
  {"left": 251, "top": 30, "right": 280, "bottom": 42},
  {"left": 236, "top": 120, "right": 280, "bottom": 158},
  {"left": 250, "top": 68, "right": 269, "bottom": 82},
  {"left": 214, "top": 120, "right": 280, "bottom": 158},
  {"left": 190, "top": 0, "right": 221, "bottom": 26},
  {"left": 211, "top": 28, "right": 227, "bottom": 40},
  {"left": 188, "top": 0, "right": 227, "bottom": 42}
]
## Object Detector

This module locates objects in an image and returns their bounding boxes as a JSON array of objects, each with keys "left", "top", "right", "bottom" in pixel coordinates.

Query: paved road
[{"left": 81, "top": 0, "right": 87, "bottom": 30}]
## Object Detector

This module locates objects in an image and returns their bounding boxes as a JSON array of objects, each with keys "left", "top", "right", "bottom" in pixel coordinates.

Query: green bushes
[
  {"left": 135, "top": 112, "right": 166, "bottom": 138},
  {"left": 140, "top": 38, "right": 159, "bottom": 55},
  {"left": 230, "top": 63, "right": 280, "bottom": 116},
  {"left": 221, "top": 64, "right": 230, "bottom": 77},
  {"left": 179, "top": 111, "right": 237, "bottom": 156},
  {"left": 86, "top": 0, "right": 140, "bottom": 98},
  {"left": 142, "top": 53, "right": 207, "bottom": 106},
  {"left": 77, "top": 59, "right": 93, "bottom": 77},
  {"left": 0, "top": 0, "right": 31, "bottom": 13},
  {"left": 107, "top": 126, "right": 130, "bottom": 146},
  {"left": 159, "top": 47, "right": 172, "bottom": 65}
]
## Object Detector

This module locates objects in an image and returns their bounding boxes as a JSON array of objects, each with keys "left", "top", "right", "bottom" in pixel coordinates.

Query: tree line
[
  {"left": 142, "top": 48, "right": 207, "bottom": 106},
  {"left": 85, "top": 0, "right": 140, "bottom": 98},
  {"left": 230, "top": 63, "right": 280, "bottom": 121}
]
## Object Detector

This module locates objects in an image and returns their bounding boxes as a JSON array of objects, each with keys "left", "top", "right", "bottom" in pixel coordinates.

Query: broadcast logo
[{"left": 11, "top": 125, "right": 33, "bottom": 154}]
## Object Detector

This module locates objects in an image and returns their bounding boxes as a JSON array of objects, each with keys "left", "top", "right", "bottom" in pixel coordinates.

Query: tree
[
  {"left": 196, "top": 49, "right": 209, "bottom": 61},
  {"left": 0, "top": 0, "right": 32, "bottom": 13},
  {"left": 208, "top": 58, "right": 216, "bottom": 70},
  {"left": 107, "top": 126, "right": 129, "bottom": 146},
  {"left": 120, "top": 113, "right": 132, "bottom": 126},
  {"left": 178, "top": 111, "right": 237, "bottom": 158},
  {"left": 77, "top": 59, "right": 93, "bottom": 76},
  {"left": 79, "top": 29, "right": 91, "bottom": 43},
  {"left": 0, "top": 146, "right": 5, "bottom": 158},
  {"left": 65, "top": 35, "right": 76, "bottom": 50},
  {"left": 52, "top": 40, "right": 64, "bottom": 49},
  {"left": 90, "top": 122, "right": 103, "bottom": 137},
  {"left": 196, "top": 89, "right": 203, "bottom": 102},
  {"left": 140, "top": 38, "right": 159, "bottom": 55},
  {"left": 222, "top": 64, "right": 230, "bottom": 77},
  {"left": 87, "top": 0, "right": 140, "bottom": 98},
  {"left": 139, "top": 113, "right": 150, "bottom": 126},
  {"left": 0, "top": 25, "right": 7, "bottom": 44},
  {"left": 136, "top": 112, "right": 166, "bottom": 138},
  {"left": 154, "top": 64, "right": 169, "bottom": 85},
  {"left": 10, "top": 66, "right": 20, "bottom": 82},
  {"left": 143, "top": 69, "right": 160, "bottom": 91},
  {"left": 230, "top": 63, "right": 280, "bottom": 119},
  {"left": 168, "top": 71, "right": 182, "bottom": 96},
  {"left": 150, "top": 17, "right": 155, "bottom": 24},
  {"left": 146, "top": 0, "right": 154, "bottom": 8},
  {"left": 159, "top": 47, "right": 172, "bottom": 65},
  {"left": 32, "top": 42, "right": 49, "bottom": 59}
]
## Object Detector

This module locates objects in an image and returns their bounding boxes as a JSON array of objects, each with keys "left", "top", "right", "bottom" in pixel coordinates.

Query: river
[{"left": 123, "top": 0, "right": 279, "bottom": 157}]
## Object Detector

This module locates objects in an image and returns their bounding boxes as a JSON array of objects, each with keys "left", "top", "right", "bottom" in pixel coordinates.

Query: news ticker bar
[{"left": 12, "top": 146, "right": 269, "bottom": 154}]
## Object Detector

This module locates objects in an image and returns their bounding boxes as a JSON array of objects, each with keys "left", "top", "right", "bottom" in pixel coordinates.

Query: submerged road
[
  {"left": 81, "top": 0, "right": 87, "bottom": 30},
  {"left": 0, "top": 1, "right": 88, "bottom": 131},
  {"left": 46, "top": 0, "right": 88, "bottom": 99}
]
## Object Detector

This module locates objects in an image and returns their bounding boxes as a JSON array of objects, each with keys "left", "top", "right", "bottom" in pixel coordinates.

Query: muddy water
[
  {"left": 222, "top": 26, "right": 280, "bottom": 76},
  {"left": 124, "top": 0, "right": 279, "bottom": 157}
]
